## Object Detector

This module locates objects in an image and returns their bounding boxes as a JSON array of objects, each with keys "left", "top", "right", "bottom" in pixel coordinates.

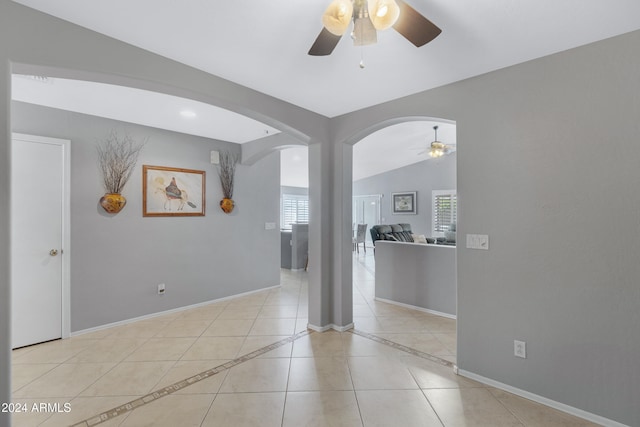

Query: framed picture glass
[
  {"left": 392, "top": 191, "right": 417, "bottom": 214},
  {"left": 143, "top": 165, "right": 205, "bottom": 216}
]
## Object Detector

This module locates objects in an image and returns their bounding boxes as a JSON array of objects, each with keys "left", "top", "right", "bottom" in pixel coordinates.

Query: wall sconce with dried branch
[
  {"left": 96, "top": 130, "right": 146, "bottom": 213},
  {"left": 216, "top": 149, "right": 239, "bottom": 213}
]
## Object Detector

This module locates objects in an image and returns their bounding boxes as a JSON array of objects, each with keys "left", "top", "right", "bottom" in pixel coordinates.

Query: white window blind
[
  {"left": 432, "top": 190, "right": 457, "bottom": 235},
  {"left": 281, "top": 194, "right": 309, "bottom": 230}
]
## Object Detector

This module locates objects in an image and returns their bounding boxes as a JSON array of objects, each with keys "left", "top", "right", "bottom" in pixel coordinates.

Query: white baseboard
[
  {"left": 375, "top": 297, "right": 457, "bottom": 320},
  {"left": 331, "top": 323, "right": 354, "bottom": 332},
  {"left": 306, "top": 323, "right": 332, "bottom": 332},
  {"left": 307, "top": 323, "right": 354, "bottom": 333},
  {"left": 457, "top": 369, "right": 629, "bottom": 427},
  {"left": 71, "top": 284, "right": 281, "bottom": 337}
]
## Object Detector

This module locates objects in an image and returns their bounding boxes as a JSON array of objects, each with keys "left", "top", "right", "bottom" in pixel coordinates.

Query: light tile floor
[{"left": 9, "top": 250, "right": 600, "bottom": 426}]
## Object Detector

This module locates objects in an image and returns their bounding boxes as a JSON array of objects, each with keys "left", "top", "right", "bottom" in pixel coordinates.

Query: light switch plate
[
  {"left": 477, "top": 234, "right": 489, "bottom": 249},
  {"left": 265, "top": 222, "right": 276, "bottom": 230},
  {"left": 466, "top": 234, "right": 489, "bottom": 250}
]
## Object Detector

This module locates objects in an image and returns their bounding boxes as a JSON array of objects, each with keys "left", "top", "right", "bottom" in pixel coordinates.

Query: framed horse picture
[{"left": 143, "top": 165, "right": 205, "bottom": 217}]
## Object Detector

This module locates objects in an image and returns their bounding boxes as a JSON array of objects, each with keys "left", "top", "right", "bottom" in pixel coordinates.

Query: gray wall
[
  {"left": 353, "top": 154, "right": 456, "bottom": 236},
  {"left": 291, "top": 223, "right": 309, "bottom": 270},
  {"left": 12, "top": 102, "right": 281, "bottom": 332},
  {"left": 375, "top": 241, "right": 456, "bottom": 316},
  {"left": 332, "top": 31, "right": 640, "bottom": 426},
  {"left": 454, "top": 39, "right": 640, "bottom": 424},
  {"left": 0, "top": 2, "right": 10, "bottom": 415}
]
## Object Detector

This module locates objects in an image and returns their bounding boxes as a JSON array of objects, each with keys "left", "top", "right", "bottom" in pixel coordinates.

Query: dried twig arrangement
[
  {"left": 97, "top": 130, "right": 146, "bottom": 194},
  {"left": 217, "top": 149, "right": 239, "bottom": 199}
]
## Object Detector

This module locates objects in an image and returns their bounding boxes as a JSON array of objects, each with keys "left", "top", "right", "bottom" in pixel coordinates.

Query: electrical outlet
[
  {"left": 157, "top": 283, "right": 165, "bottom": 295},
  {"left": 514, "top": 340, "right": 526, "bottom": 358}
]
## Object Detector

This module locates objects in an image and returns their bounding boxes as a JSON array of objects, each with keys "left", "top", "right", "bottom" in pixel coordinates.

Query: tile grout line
[
  {"left": 70, "top": 330, "right": 312, "bottom": 427},
  {"left": 348, "top": 329, "right": 454, "bottom": 369},
  {"left": 344, "top": 334, "right": 366, "bottom": 427},
  {"left": 350, "top": 325, "right": 454, "bottom": 427}
]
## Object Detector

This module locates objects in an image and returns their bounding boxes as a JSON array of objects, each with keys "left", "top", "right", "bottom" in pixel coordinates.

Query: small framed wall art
[
  {"left": 392, "top": 191, "right": 417, "bottom": 214},
  {"left": 143, "top": 165, "right": 205, "bottom": 217}
]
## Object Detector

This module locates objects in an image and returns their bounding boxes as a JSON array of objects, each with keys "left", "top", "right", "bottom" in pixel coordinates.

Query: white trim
[
  {"left": 457, "top": 369, "right": 629, "bottom": 427},
  {"left": 331, "top": 323, "right": 354, "bottom": 332},
  {"left": 306, "top": 323, "right": 354, "bottom": 333},
  {"left": 307, "top": 323, "right": 332, "bottom": 332},
  {"left": 375, "top": 297, "right": 457, "bottom": 320},
  {"left": 71, "top": 284, "right": 280, "bottom": 337},
  {"left": 352, "top": 194, "right": 382, "bottom": 234},
  {"left": 11, "top": 133, "right": 72, "bottom": 341}
]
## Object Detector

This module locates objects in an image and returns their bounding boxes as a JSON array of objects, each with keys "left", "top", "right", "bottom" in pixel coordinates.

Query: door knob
[{"left": 49, "top": 249, "right": 58, "bottom": 256}]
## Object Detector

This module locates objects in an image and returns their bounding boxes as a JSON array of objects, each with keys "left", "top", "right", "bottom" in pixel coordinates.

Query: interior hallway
[{"left": 10, "top": 251, "right": 598, "bottom": 426}]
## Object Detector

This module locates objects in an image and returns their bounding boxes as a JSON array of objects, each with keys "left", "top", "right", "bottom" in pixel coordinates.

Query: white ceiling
[
  {"left": 12, "top": 75, "right": 279, "bottom": 144},
  {"left": 281, "top": 147, "right": 310, "bottom": 188},
  {"left": 12, "top": 0, "right": 640, "bottom": 118},
  {"left": 353, "top": 120, "right": 455, "bottom": 180},
  {"left": 281, "top": 121, "right": 455, "bottom": 187}
]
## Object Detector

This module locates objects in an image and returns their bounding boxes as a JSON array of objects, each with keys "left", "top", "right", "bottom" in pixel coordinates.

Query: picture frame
[
  {"left": 143, "top": 165, "right": 205, "bottom": 217},
  {"left": 392, "top": 191, "right": 417, "bottom": 214}
]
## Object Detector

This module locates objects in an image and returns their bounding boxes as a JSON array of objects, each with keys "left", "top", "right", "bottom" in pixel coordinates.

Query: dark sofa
[{"left": 370, "top": 223, "right": 414, "bottom": 245}]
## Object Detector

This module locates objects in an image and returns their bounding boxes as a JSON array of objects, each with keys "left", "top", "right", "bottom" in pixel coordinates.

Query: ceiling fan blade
[
  {"left": 308, "top": 27, "right": 342, "bottom": 56},
  {"left": 393, "top": 0, "right": 442, "bottom": 47}
]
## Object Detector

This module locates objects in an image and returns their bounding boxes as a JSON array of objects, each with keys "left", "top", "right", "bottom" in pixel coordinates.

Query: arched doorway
[{"left": 349, "top": 117, "right": 458, "bottom": 364}]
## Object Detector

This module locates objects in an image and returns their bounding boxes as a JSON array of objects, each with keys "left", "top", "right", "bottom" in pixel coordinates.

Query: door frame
[
  {"left": 352, "top": 194, "right": 381, "bottom": 244},
  {"left": 11, "top": 133, "right": 71, "bottom": 340}
]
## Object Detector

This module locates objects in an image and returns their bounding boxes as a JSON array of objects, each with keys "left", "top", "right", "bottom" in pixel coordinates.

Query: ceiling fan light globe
[
  {"left": 322, "top": 0, "right": 353, "bottom": 36},
  {"left": 368, "top": 0, "right": 400, "bottom": 30},
  {"left": 429, "top": 140, "right": 446, "bottom": 158}
]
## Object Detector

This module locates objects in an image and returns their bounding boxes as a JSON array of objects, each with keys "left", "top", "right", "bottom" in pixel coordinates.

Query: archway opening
[{"left": 350, "top": 118, "right": 458, "bottom": 364}]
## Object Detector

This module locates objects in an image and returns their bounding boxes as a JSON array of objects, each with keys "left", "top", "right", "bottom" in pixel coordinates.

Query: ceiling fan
[
  {"left": 419, "top": 126, "right": 455, "bottom": 158},
  {"left": 309, "top": 0, "right": 441, "bottom": 56}
]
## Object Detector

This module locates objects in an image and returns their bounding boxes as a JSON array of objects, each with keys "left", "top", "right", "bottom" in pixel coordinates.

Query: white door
[{"left": 11, "top": 134, "right": 70, "bottom": 348}]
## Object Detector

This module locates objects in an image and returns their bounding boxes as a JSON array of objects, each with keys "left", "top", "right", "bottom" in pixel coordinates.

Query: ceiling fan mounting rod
[{"left": 353, "top": 0, "right": 368, "bottom": 15}]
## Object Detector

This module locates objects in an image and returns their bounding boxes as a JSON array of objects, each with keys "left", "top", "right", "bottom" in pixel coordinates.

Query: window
[
  {"left": 432, "top": 190, "right": 457, "bottom": 236},
  {"left": 281, "top": 194, "right": 309, "bottom": 230}
]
